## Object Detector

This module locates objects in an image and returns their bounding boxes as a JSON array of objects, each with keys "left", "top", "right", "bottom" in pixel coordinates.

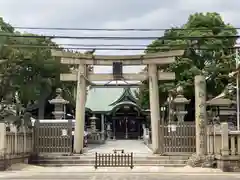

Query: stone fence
[
  {"left": 88, "top": 132, "right": 105, "bottom": 144},
  {"left": 207, "top": 123, "right": 238, "bottom": 155},
  {"left": 207, "top": 122, "right": 240, "bottom": 171},
  {"left": 0, "top": 123, "right": 34, "bottom": 155},
  {"left": 0, "top": 123, "right": 34, "bottom": 170}
]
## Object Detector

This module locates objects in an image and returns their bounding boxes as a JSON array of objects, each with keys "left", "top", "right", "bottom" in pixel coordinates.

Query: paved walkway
[
  {"left": 86, "top": 140, "right": 152, "bottom": 155},
  {"left": 3, "top": 141, "right": 236, "bottom": 179},
  {"left": 0, "top": 166, "right": 240, "bottom": 180}
]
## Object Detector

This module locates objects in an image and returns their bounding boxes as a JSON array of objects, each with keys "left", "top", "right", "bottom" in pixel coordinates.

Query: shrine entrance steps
[
  {"left": 33, "top": 140, "right": 190, "bottom": 167},
  {"left": 36, "top": 154, "right": 189, "bottom": 167}
]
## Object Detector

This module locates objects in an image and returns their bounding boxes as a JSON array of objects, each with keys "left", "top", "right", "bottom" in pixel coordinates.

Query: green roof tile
[{"left": 85, "top": 88, "right": 137, "bottom": 112}]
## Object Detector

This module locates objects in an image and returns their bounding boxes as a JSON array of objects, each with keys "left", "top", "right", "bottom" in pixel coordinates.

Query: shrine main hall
[{"left": 84, "top": 87, "right": 148, "bottom": 140}]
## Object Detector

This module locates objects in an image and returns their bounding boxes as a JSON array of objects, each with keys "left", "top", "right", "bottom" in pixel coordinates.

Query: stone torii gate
[{"left": 51, "top": 50, "right": 184, "bottom": 154}]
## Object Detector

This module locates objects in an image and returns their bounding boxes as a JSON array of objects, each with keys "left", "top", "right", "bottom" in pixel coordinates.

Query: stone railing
[
  {"left": 0, "top": 123, "right": 34, "bottom": 155},
  {"left": 0, "top": 123, "right": 34, "bottom": 170},
  {"left": 207, "top": 122, "right": 240, "bottom": 171},
  {"left": 207, "top": 123, "right": 240, "bottom": 156},
  {"left": 87, "top": 131, "right": 105, "bottom": 144},
  {"left": 207, "top": 124, "right": 222, "bottom": 155},
  {"left": 5, "top": 132, "right": 33, "bottom": 154}
]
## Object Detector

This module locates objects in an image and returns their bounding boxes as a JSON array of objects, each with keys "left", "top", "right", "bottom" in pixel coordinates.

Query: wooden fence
[
  {"left": 94, "top": 150, "right": 133, "bottom": 169},
  {"left": 161, "top": 122, "right": 196, "bottom": 154},
  {"left": 33, "top": 119, "right": 106, "bottom": 154},
  {"left": 34, "top": 119, "right": 73, "bottom": 153},
  {"left": 143, "top": 122, "right": 196, "bottom": 154}
]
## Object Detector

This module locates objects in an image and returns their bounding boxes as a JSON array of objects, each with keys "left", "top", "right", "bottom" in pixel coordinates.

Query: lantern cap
[
  {"left": 49, "top": 88, "right": 69, "bottom": 104},
  {"left": 173, "top": 95, "right": 190, "bottom": 104},
  {"left": 173, "top": 86, "right": 190, "bottom": 105},
  {"left": 89, "top": 114, "right": 98, "bottom": 120}
]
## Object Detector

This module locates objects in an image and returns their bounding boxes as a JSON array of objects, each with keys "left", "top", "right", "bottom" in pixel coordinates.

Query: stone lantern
[
  {"left": 89, "top": 114, "right": 98, "bottom": 132},
  {"left": 173, "top": 86, "right": 190, "bottom": 123},
  {"left": 207, "top": 96, "right": 236, "bottom": 128},
  {"left": 49, "top": 88, "right": 69, "bottom": 119}
]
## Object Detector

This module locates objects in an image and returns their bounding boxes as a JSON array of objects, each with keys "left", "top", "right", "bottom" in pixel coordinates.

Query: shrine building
[{"left": 84, "top": 87, "right": 148, "bottom": 140}]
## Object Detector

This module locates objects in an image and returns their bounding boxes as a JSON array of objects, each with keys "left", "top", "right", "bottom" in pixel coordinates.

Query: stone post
[
  {"left": 101, "top": 114, "right": 105, "bottom": 141},
  {"left": 0, "top": 123, "right": 6, "bottom": 153},
  {"left": 113, "top": 119, "right": 116, "bottom": 140},
  {"left": 9, "top": 124, "right": 18, "bottom": 153},
  {"left": 23, "top": 125, "right": 27, "bottom": 153},
  {"left": 221, "top": 122, "right": 229, "bottom": 156},
  {"left": 107, "top": 123, "right": 111, "bottom": 140},
  {"left": 13, "top": 126, "right": 17, "bottom": 153},
  {"left": 74, "top": 64, "right": 87, "bottom": 154},
  {"left": 194, "top": 75, "right": 207, "bottom": 155},
  {"left": 148, "top": 64, "right": 163, "bottom": 154}
]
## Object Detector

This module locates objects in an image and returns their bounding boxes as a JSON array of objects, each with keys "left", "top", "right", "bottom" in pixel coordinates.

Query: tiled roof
[{"left": 85, "top": 87, "right": 137, "bottom": 112}]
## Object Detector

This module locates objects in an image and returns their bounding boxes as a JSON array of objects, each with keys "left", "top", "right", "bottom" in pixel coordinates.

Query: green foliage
[
  {"left": 0, "top": 17, "right": 71, "bottom": 125},
  {"left": 137, "top": 12, "right": 237, "bottom": 108}
]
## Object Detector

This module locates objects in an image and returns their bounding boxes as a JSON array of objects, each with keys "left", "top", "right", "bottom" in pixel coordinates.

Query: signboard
[{"left": 61, "top": 129, "right": 68, "bottom": 136}]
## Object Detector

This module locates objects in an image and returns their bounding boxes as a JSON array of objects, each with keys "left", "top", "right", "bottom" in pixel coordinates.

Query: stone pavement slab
[
  {"left": 0, "top": 165, "right": 238, "bottom": 180},
  {"left": 36, "top": 166, "right": 222, "bottom": 173},
  {"left": 1, "top": 172, "right": 240, "bottom": 180},
  {"left": 1, "top": 165, "right": 223, "bottom": 173},
  {"left": 86, "top": 140, "right": 152, "bottom": 155}
]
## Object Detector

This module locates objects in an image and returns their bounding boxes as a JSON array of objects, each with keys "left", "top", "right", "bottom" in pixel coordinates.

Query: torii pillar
[
  {"left": 148, "top": 64, "right": 163, "bottom": 154},
  {"left": 74, "top": 64, "right": 87, "bottom": 153}
]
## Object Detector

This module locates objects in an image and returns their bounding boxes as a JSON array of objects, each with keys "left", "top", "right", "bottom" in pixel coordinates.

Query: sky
[{"left": 0, "top": 0, "right": 240, "bottom": 78}]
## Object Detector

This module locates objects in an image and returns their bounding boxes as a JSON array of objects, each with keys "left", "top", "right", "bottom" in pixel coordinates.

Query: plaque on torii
[
  {"left": 112, "top": 62, "right": 123, "bottom": 80},
  {"left": 51, "top": 49, "right": 184, "bottom": 154}
]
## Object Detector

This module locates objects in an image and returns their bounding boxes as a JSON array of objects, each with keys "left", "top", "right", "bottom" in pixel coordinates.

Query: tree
[
  {"left": 0, "top": 17, "right": 71, "bottom": 124},
  {"left": 137, "top": 12, "right": 237, "bottom": 109}
]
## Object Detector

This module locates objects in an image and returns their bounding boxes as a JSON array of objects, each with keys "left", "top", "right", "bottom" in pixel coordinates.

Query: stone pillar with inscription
[
  {"left": 187, "top": 75, "right": 214, "bottom": 167},
  {"left": 195, "top": 75, "right": 207, "bottom": 155}
]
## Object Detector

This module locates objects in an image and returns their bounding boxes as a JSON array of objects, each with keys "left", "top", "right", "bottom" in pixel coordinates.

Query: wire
[
  {"left": 3, "top": 42, "right": 240, "bottom": 48},
  {"left": 12, "top": 26, "right": 240, "bottom": 32},
  {"left": 3, "top": 43, "right": 187, "bottom": 48},
  {"left": 31, "top": 43, "right": 156, "bottom": 47},
  {"left": 1, "top": 45, "right": 176, "bottom": 51},
  {"left": 0, "top": 33, "right": 239, "bottom": 40},
  {"left": 2, "top": 44, "right": 239, "bottom": 51}
]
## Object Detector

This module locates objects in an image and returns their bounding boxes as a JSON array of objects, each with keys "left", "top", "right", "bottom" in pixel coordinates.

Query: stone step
[
  {"left": 33, "top": 159, "right": 187, "bottom": 165},
  {"left": 38, "top": 155, "right": 189, "bottom": 161},
  {"left": 34, "top": 154, "right": 189, "bottom": 168},
  {"left": 38, "top": 163, "right": 186, "bottom": 167}
]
